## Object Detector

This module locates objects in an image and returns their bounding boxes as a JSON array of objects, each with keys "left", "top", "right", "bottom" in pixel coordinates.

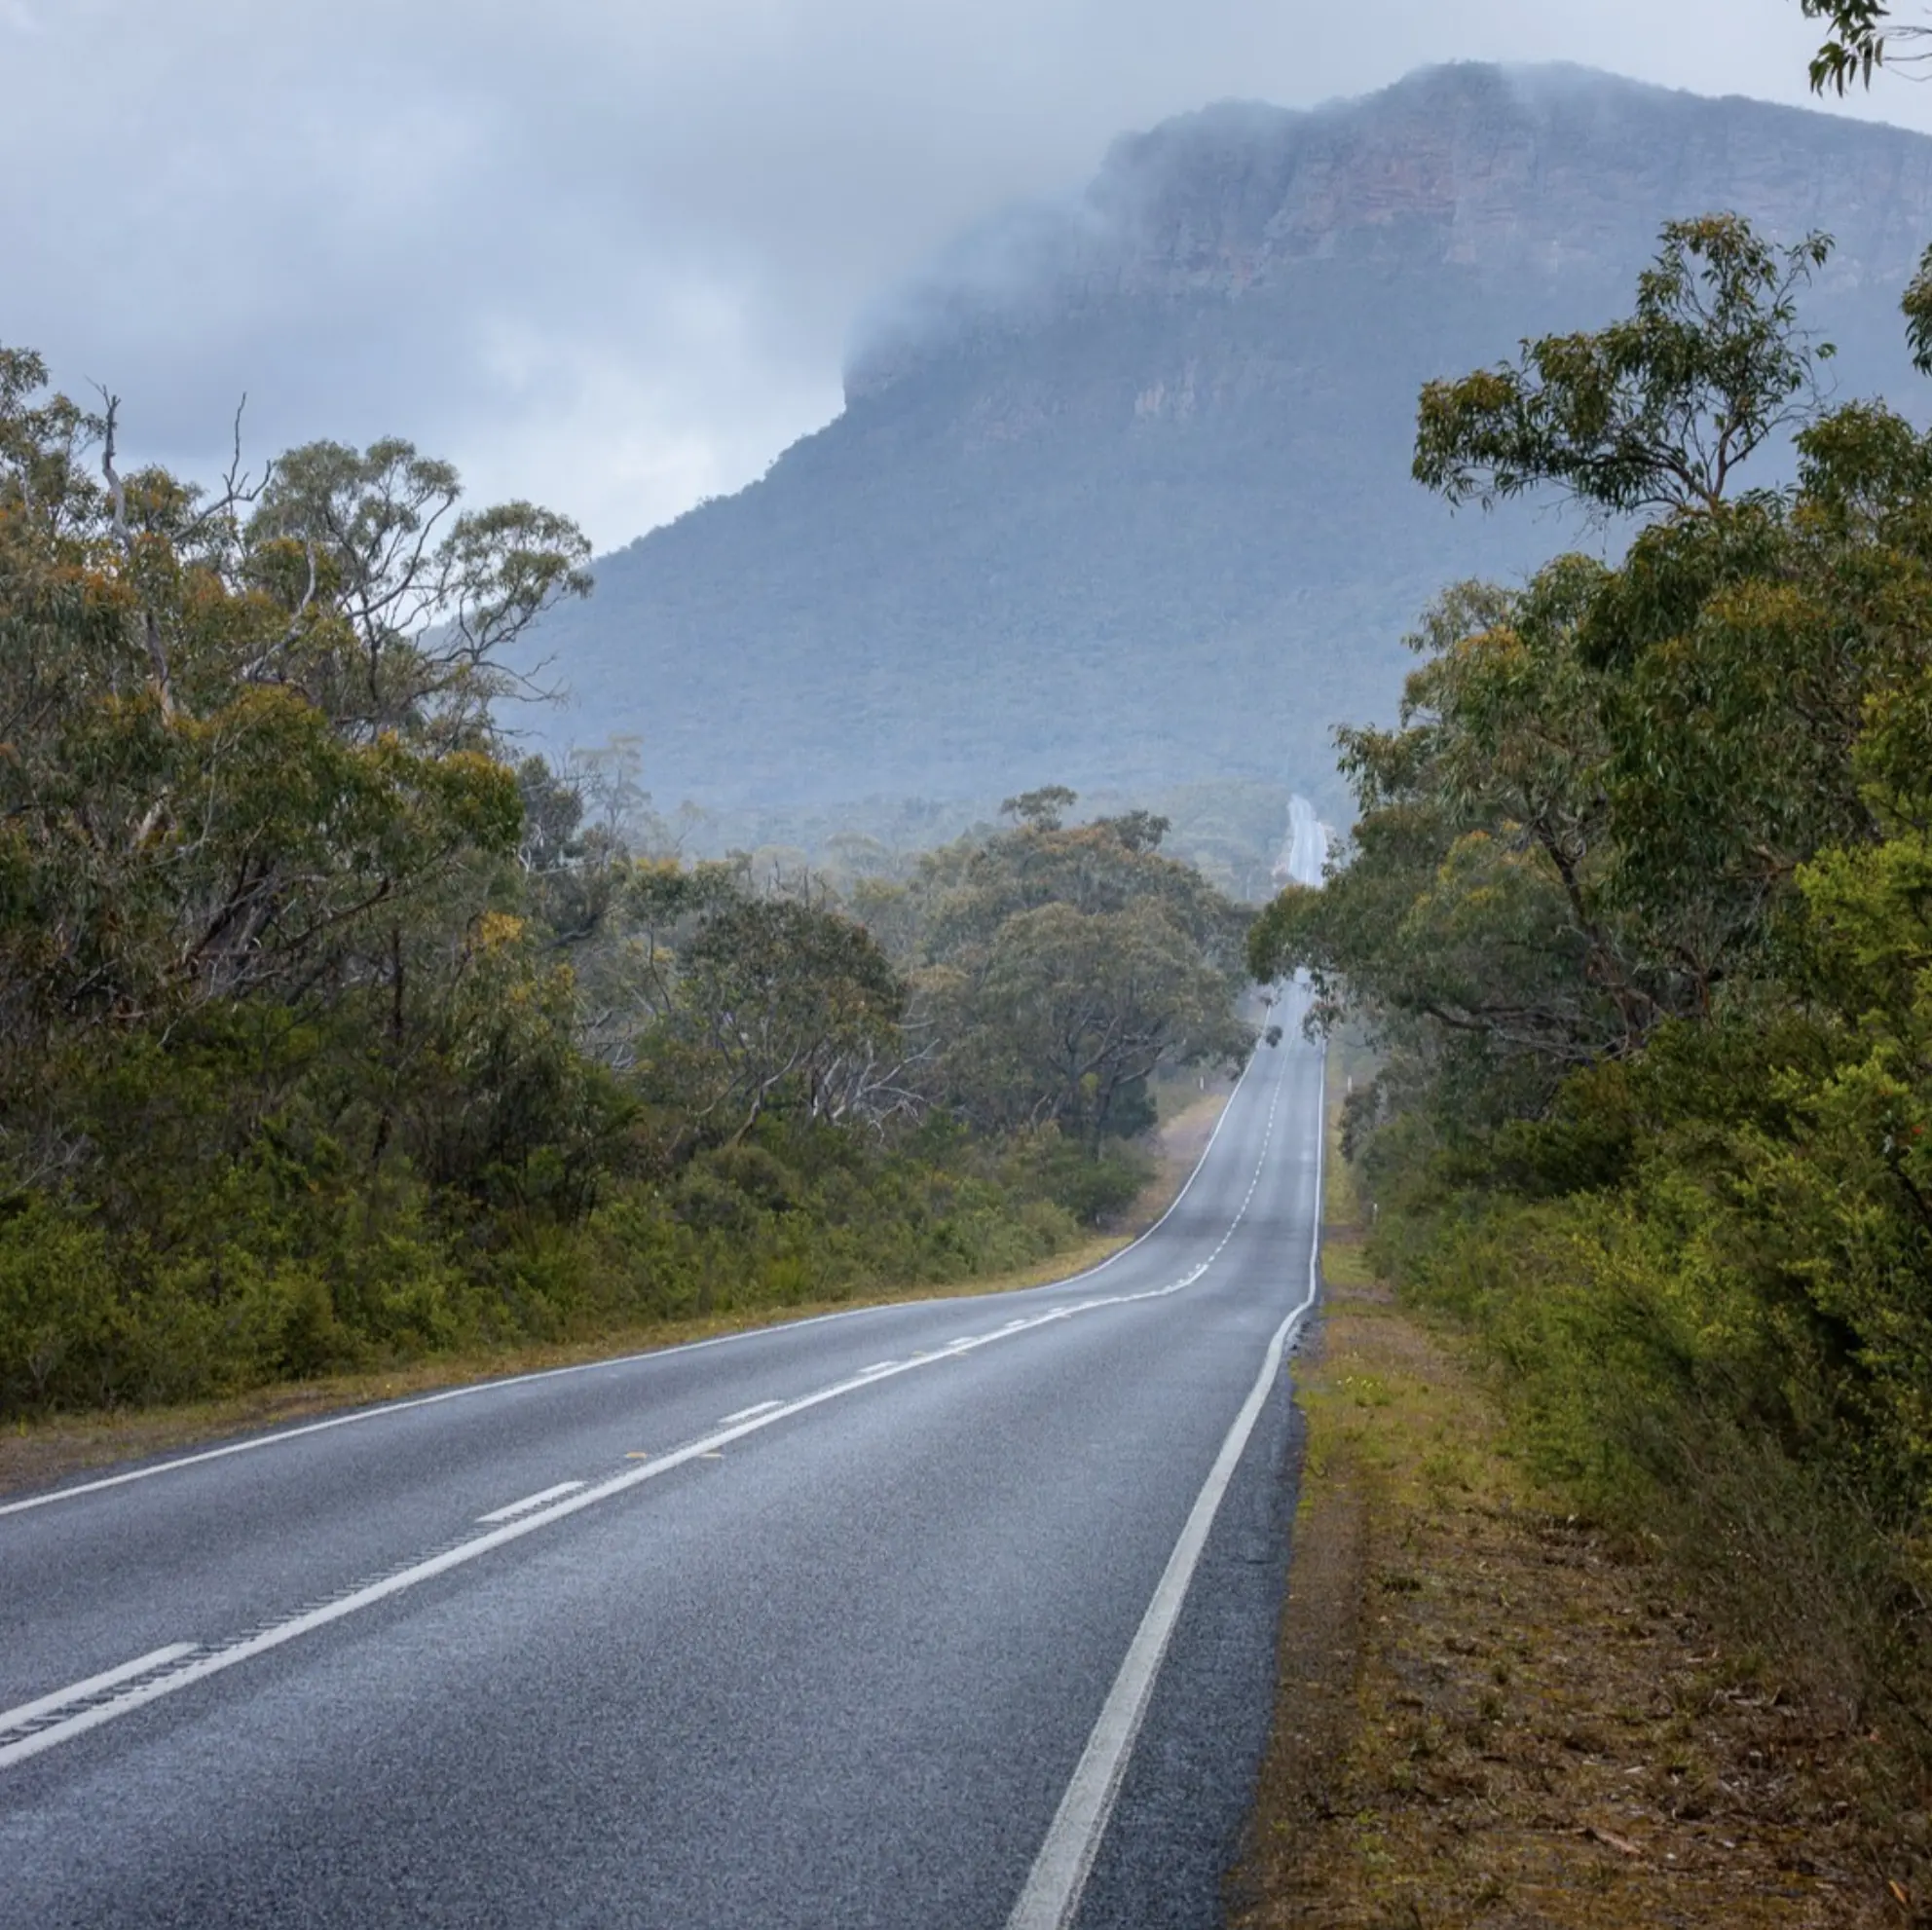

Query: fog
[{"left": 1, "top": 0, "right": 1919, "bottom": 546}]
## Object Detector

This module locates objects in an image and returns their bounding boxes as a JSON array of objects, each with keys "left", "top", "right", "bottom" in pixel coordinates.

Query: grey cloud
[{"left": 1, "top": 0, "right": 1920, "bottom": 545}]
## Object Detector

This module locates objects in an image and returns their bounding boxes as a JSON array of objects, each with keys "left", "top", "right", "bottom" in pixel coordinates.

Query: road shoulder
[{"left": 1229, "top": 1212, "right": 1890, "bottom": 1925}]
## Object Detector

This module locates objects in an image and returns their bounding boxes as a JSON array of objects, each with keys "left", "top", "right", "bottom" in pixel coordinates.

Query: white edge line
[
  {"left": 0, "top": 1032, "right": 1274, "bottom": 1522},
  {"left": 1003, "top": 1044, "right": 1325, "bottom": 1930},
  {"left": 0, "top": 1643, "right": 199, "bottom": 1734},
  {"left": 475, "top": 1480, "right": 585, "bottom": 1525}
]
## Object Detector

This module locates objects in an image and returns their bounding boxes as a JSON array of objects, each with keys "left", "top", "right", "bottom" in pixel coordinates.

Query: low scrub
[{"left": 0, "top": 1120, "right": 1131, "bottom": 1419}]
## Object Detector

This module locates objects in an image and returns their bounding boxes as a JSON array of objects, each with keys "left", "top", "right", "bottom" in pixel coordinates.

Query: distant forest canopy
[
  {"left": 509, "top": 61, "right": 1932, "bottom": 823},
  {"left": 1253, "top": 193, "right": 1932, "bottom": 1807},
  {"left": 542, "top": 748, "right": 1300, "bottom": 907},
  {"left": 0, "top": 350, "right": 1258, "bottom": 1418}
]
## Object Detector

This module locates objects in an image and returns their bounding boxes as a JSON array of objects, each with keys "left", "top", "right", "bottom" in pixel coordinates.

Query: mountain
[{"left": 516, "top": 63, "right": 1932, "bottom": 820}]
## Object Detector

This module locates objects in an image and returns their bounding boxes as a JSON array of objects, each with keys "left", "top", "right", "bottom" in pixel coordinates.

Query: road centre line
[
  {"left": 0, "top": 1021, "right": 1275, "bottom": 1523},
  {"left": 475, "top": 1481, "right": 584, "bottom": 1524},
  {"left": 719, "top": 1400, "right": 784, "bottom": 1425},
  {"left": 0, "top": 1052, "right": 1303, "bottom": 1775},
  {"left": 0, "top": 1645, "right": 199, "bottom": 1737},
  {"left": 1004, "top": 1044, "right": 1325, "bottom": 1930}
]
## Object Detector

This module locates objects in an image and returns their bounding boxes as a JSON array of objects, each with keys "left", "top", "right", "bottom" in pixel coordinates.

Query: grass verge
[{"left": 1229, "top": 1086, "right": 1903, "bottom": 1929}]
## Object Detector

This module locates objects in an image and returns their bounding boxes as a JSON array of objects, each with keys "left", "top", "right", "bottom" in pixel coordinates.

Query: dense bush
[
  {"left": 1258, "top": 216, "right": 1932, "bottom": 1774},
  {"left": 0, "top": 351, "right": 1230, "bottom": 1420}
]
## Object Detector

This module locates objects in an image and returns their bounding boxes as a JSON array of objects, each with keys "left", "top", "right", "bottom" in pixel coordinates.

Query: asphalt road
[{"left": 1, "top": 983, "right": 1326, "bottom": 1928}]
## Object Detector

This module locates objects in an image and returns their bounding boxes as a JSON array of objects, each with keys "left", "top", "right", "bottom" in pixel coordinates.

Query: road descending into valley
[{"left": 1, "top": 808, "right": 1329, "bottom": 1930}]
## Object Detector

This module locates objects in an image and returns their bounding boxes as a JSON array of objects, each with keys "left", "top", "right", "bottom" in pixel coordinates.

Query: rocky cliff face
[
  {"left": 848, "top": 64, "right": 1932, "bottom": 402},
  {"left": 519, "top": 66, "right": 1932, "bottom": 818}
]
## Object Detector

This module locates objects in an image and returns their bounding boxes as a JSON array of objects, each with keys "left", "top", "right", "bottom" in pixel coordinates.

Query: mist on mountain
[{"left": 510, "top": 61, "right": 1932, "bottom": 832}]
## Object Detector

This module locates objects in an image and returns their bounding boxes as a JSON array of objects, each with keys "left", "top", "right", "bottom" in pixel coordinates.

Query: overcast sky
[{"left": 3, "top": 0, "right": 1925, "bottom": 550}]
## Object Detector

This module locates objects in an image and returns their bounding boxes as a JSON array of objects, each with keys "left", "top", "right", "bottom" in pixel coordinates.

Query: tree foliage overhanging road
[
  {"left": 1253, "top": 183, "right": 1932, "bottom": 1806},
  {"left": 0, "top": 354, "right": 1255, "bottom": 1418}
]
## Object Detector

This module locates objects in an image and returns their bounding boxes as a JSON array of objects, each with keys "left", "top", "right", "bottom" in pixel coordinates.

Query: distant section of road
[
  {"left": 0, "top": 810, "right": 1328, "bottom": 1930},
  {"left": 1273, "top": 794, "right": 1325, "bottom": 891}
]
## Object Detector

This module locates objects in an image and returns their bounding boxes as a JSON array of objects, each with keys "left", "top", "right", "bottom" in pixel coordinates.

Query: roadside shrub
[
  {"left": 1375, "top": 1137, "right": 1932, "bottom": 1766},
  {"left": 0, "top": 1201, "right": 126, "bottom": 1411}
]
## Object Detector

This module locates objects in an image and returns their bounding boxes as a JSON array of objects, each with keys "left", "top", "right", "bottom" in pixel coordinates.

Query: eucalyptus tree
[
  {"left": 891, "top": 805, "right": 1252, "bottom": 1146},
  {"left": 0, "top": 345, "right": 597, "bottom": 1214}
]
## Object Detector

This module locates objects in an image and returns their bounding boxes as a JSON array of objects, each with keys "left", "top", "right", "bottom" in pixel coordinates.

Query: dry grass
[
  {"left": 0, "top": 1090, "right": 1229, "bottom": 1501},
  {"left": 1229, "top": 1095, "right": 1910, "bottom": 1929}
]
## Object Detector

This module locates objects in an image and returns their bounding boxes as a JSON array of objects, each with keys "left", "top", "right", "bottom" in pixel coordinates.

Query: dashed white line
[
  {"left": 0, "top": 1644, "right": 199, "bottom": 1735},
  {"left": 475, "top": 1480, "right": 585, "bottom": 1524}
]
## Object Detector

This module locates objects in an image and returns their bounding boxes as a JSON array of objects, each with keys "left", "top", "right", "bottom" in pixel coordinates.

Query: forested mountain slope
[{"left": 521, "top": 62, "right": 1932, "bottom": 812}]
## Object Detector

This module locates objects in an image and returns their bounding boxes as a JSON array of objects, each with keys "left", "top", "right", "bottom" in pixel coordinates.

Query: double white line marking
[
  {"left": 0, "top": 1645, "right": 199, "bottom": 1740},
  {"left": 475, "top": 1480, "right": 585, "bottom": 1525},
  {"left": 0, "top": 1226, "right": 1254, "bottom": 1775},
  {"left": 0, "top": 1034, "right": 1311, "bottom": 1806}
]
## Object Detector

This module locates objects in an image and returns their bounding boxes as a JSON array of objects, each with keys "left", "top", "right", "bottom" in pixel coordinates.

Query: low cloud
[{"left": 0, "top": 0, "right": 1913, "bottom": 548}]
